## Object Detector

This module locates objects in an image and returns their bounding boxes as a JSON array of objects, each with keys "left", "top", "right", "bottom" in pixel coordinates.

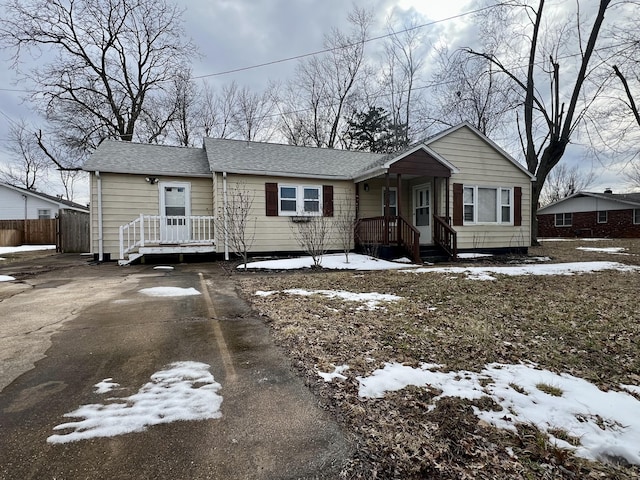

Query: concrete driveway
[{"left": 0, "top": 254, "right": 349, "bottom": 479}]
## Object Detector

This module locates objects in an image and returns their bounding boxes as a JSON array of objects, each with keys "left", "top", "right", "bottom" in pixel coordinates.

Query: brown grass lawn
[{"left": 237, "top": 239, "right": 640, "bottom": 479}]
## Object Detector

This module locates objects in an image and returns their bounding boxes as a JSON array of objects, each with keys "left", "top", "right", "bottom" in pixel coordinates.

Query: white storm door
[
  {"left": 413, "top": 184, "right": 431, "bottom": 244},
  {"left": 159, "top": 182, "right": 190, "bottom": 243}
]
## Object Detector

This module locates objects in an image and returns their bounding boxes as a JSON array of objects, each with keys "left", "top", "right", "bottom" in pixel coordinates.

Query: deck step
[{"left": 420, "top": 245, "right": 451, "bottom": 263}]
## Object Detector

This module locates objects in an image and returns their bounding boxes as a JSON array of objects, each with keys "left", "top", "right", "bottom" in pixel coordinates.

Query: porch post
[
  {"left": 384, "top": 172, "right": 390, "bottom": 245},
  {"left": 445, "top": 177, "right": 451, "bottom": 224},
  {"left": 396, "top": 173, "right": 402, "bottom": 242},
  {"left": 433, "top": 176, "right": 439, "bottom": 219},
  {"left": 139, "top": 213, "right": 145, "bottom": 247}
]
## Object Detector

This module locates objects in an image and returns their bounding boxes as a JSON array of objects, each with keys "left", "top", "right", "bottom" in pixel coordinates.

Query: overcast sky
[{"left": 0, "top": 0, "right": 635, "bottom": 203}]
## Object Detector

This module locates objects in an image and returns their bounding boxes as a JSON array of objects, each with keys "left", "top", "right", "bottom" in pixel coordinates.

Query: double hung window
[
  {"left": 462, "top": 186, "right": 512, "bottom": 224},
  {"left": 279, "top": 185, "right": 322, "bottom": 216}
]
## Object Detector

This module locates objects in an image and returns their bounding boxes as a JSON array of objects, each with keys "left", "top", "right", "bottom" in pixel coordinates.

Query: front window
[
  {"left": 634, "top": 209, "right": 640, "bottom": 225},
  {"left": 38, "top": 209, "right": 51, "bottom": 219},
  {"left": 463, "top": 186, "right": 512, "bottom": 224},
  {"left": 597, "top": 211, "right": 607, "bottom": 224},
  {"left": 279, "top": 185, "right": 322, "bottom": 216},
  {"left": 555, "top": 213, "right": 572, "bottom": 227}
]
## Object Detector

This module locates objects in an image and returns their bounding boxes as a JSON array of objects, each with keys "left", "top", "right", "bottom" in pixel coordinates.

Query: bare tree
[
  {"left": 282, "top": 6, "right": 372, "bottom": 148},
  {"left": 466, "top": 0, "right": 614, "bottom": 243},
  {"left": 231, "top": 85, "right": 276, "bottom": 142},
  {"left": 430, "top": 48, "right": 517, "bottom": 137},
  {"left": 381, "top": 13, "right": 426, "bottom": 143},
  {"left": 0, "top": 0, "right": 196, "bottom": 166},
  {"left": 1, "top": 120, "right": 49, "bottom": 190},
  {"left": 199, "top": 82, "right": 238, "bottom": 139},
  {"left": 216, "top": 183, "right": 256, "bottom": 269},
  {"left": 539, "top": 163, "right": 595, "bottom": 206},
  {"left": 291, "top": 216, "right": 331, "bottom": 268},
  {"left": 333, "top": 199, "right": 358, "bottom": 263}
]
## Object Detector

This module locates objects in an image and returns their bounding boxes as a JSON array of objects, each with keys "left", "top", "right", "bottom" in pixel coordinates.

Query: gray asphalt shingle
[{"left": 83, "top": 140, "right": 210, "bottom": 176}]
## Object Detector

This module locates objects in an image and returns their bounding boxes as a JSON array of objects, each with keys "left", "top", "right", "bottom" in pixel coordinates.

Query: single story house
[
  {"left": 537, "top": 190, "right": 640, "bottom": 238},
  {"left": 82, "top": 123, "right": 535, "bottom": 264},
  {"left": 0, "top": 181, "right": 89, "bottom": 220}
]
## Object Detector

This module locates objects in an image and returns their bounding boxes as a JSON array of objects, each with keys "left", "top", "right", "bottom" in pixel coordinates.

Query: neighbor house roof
[
  {"left": 203, "top": 137, "right": 385, "bottom": 180},
  {"left": 0, "top": 181, "right": 89, "bottom": 212},
  {"left": 83, "top": 140, "right": 210, "bottom": 177},
  {"left": 537, "top": 191, "right": 640, "bottom": 213}
]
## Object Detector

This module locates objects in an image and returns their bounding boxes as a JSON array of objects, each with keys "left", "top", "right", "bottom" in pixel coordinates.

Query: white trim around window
[
  {"left": 462, "top": 186, "right": 513, "bottom": 225},
  {"left": 597, "top": 211, "right": 607, "bottom": 224},
  {"left": 278, "top": 184, "right": 322, "bottom": 216},
  {"left": 555, "top": 213, "right": 572, "bottom": 227}
]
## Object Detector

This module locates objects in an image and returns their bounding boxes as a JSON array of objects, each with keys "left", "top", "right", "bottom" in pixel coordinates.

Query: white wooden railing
[{"left": 119, "top": 214, "right": 215, "bottom": 259}]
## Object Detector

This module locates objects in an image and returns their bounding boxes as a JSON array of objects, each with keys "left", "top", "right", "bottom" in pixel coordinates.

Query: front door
[
  {"left": 159, "top": 182, "right": 190, "bottom": 243},
  {"left": 413, "top": 184, "right": 431, "bottom": 244}
]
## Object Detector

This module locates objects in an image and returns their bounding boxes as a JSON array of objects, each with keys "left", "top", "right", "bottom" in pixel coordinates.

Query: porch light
[
  {"left": 145, "top": 177, "right": 159, "bottom": 184},
  {"left": 363, "top": 183, "right": 369, "bottom": 192}
]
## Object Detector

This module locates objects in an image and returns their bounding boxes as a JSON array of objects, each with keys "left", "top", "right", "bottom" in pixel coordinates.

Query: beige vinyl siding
[
  {"left": 90, "top": 173, "right": 213, "bottom": 257},
  {"left": 429, "top": 126, "right": 532, "bottom": 249},
  {"left": 216, "top": 173, "right": 355, "bottom": 253}
]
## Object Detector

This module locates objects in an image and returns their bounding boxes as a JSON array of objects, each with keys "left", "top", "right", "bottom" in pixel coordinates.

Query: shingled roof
[
  {"left": 203, "top": 138, "right": 385, "bottom": 179},
  {"left": 83, "top": 140, "right": 210, "bottom": 176}
]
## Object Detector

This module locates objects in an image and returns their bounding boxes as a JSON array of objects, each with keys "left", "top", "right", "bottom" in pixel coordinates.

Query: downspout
[
  {"left": 223, "top": 171, "right": 229, "bottom": 260},
  {"left": 96, "top": 171, "right": 104, "bottom": 262}
]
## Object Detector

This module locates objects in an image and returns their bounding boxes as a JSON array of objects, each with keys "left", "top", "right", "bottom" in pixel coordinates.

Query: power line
[{"left": 192, "top": 5, "right": 497, "bottom": 79}]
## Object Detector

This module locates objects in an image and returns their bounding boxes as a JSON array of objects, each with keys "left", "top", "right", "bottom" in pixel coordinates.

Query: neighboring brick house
[{"left": 537, "top": 190, "right": 640, "bottom": 238}]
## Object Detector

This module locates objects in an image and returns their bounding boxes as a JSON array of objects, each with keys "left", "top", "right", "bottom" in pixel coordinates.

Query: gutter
[
  {"left": 96, "top": 170, "right": 104, "bottom": 262},
  {"left": 223, "top": 171, "right": 229, "bottom": 261}
]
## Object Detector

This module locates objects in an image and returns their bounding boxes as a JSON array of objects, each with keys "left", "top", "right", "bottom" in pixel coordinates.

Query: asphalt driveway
[{"left": 0, "top": 254, "right": 349, "bottom": 479}]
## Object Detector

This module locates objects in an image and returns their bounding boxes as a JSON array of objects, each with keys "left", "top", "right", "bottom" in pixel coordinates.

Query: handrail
[
  {"left": 119, "top": 215, "right": 215, "bottom": 259},
  {"left": 433, "top": 215, "right": 457, "bottom": 259},
  {"left": 355, "top": 215, "right": 421, "bottom": 263}
]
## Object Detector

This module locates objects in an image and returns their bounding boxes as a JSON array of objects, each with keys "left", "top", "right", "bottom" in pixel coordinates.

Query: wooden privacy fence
[
  {"left": 0, "top": 212, "right": 89, "bottom": 253},
  {"left": 0, "top": 219, "right": 56, "bottom": 246},
  {"left": 56, "top": 211, "right": 90, "bottom": 253}
]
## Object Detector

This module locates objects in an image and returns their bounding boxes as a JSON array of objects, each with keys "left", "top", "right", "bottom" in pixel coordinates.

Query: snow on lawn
[
  {"left": 139, "top": 286, "right": 201, "bottom": 297},
  {"left": 318, "top": 365, "right": 349, "bottom": 382},
  {"left": 241, "top": 253, "right": 415, "bottom": 271},
  {"left": 153, "top": 265, "right": 175, "bottom": 271},
  {"left": 0, "top": 245, "right": 56, "bottom": 254},
  {"left": 48, "top": 362, "right": 222, "bottom": 444},
  {"left": 0, "top": 275, "right": 16, "bottom": 282},
  {"left": 539, "top": 238, "right": 611, "bottom": 242},
  {"left": 256, "top": 288, "right": 402, "bottom": 310},
  {"left": 409, "top": 261, "right": 639, "bottom": 280},
  {"left": 94, "top": 378, "right": 120, "bottom": 394},
  {"left": 457, "top": 253, "right": 493, "bottom": 259},
  {"left": 577, "top": 247, "right": 630, "bottom": 255},
  {"left": 356, "top": 362, "right": 640, "bottom": 466}
]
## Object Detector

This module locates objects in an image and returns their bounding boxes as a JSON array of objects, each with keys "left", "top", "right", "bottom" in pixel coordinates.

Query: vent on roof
[{"left": 604, "top": 188, "right": 613, "bottom": 194}]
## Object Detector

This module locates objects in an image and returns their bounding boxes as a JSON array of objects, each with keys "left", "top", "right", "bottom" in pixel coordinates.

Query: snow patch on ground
[
  {"left": 317, "top": 365, "right": 349, "bottom": 382},
  {"left": 153, "top": 266, "right": 175, "bottom": 271},
  {"left": 139, "top": 286, "right": 201, "bottom": 297},
  {"left": 539, "top": 238, "right": 611, "bottom": 242},
  {"left": 0, "top": 244, "right": 56, "bottom": 254},
  {"left": 242, "top": 253, "right": 415, "bottom": 271},
  {"left": 0, "top": 275, "right": 15, "bottom": 282},
  {"left": 357, "top": 362, "right": 640, "bottom": 466},
  {"left": 409, "top": 261, "right": 639, "bottom": 280},
  {"left": 255, "top": 288, "right": 402, "bottom": 310},
  {"left": 577, "top": 247, "right": 629, "bottom": 255},
  {"left": 621, "top": 384, "right": 640, "bottom": 395},
  {"left": 458, "top": 253, "right": 493, "bottom": 259},
  {"left": 48, "top": 362, "right": 222, "bottom": 443},
  {"left": 94, "top": 378, "right": 120, "bottom": 394}
]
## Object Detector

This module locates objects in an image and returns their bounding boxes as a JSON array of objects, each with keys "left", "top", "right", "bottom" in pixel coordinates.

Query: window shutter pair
[
  {"left": 265, "top": 183, "right": 333, "bottom": 217},
  {"left": 452, "top": 183, "right": 522, "bottom": 226}
]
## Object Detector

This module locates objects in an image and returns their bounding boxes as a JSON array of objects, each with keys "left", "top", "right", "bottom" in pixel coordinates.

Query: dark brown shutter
[
  {"left": 323, "top": 185, "right": 334, "bottom": 217},
  {"left": 265, "top": 183, "right": 278, "bottom": 216},
  {"left": 453, "top": 183, "right": 463, "bottom": 226},
  {"left": 514, "top": 186, "right": 522, "bottom": 226}
]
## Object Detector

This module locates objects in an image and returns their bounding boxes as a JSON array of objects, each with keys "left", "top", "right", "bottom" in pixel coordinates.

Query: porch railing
[
  {"left": 119, "top": 214, "right": 215, "bottom": 259},
  {"left": 433, "top": 215, "right": 457, "bottom": 259},
  {"left": 355, "top": 215, "right": 420, "bottom": 263}
]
